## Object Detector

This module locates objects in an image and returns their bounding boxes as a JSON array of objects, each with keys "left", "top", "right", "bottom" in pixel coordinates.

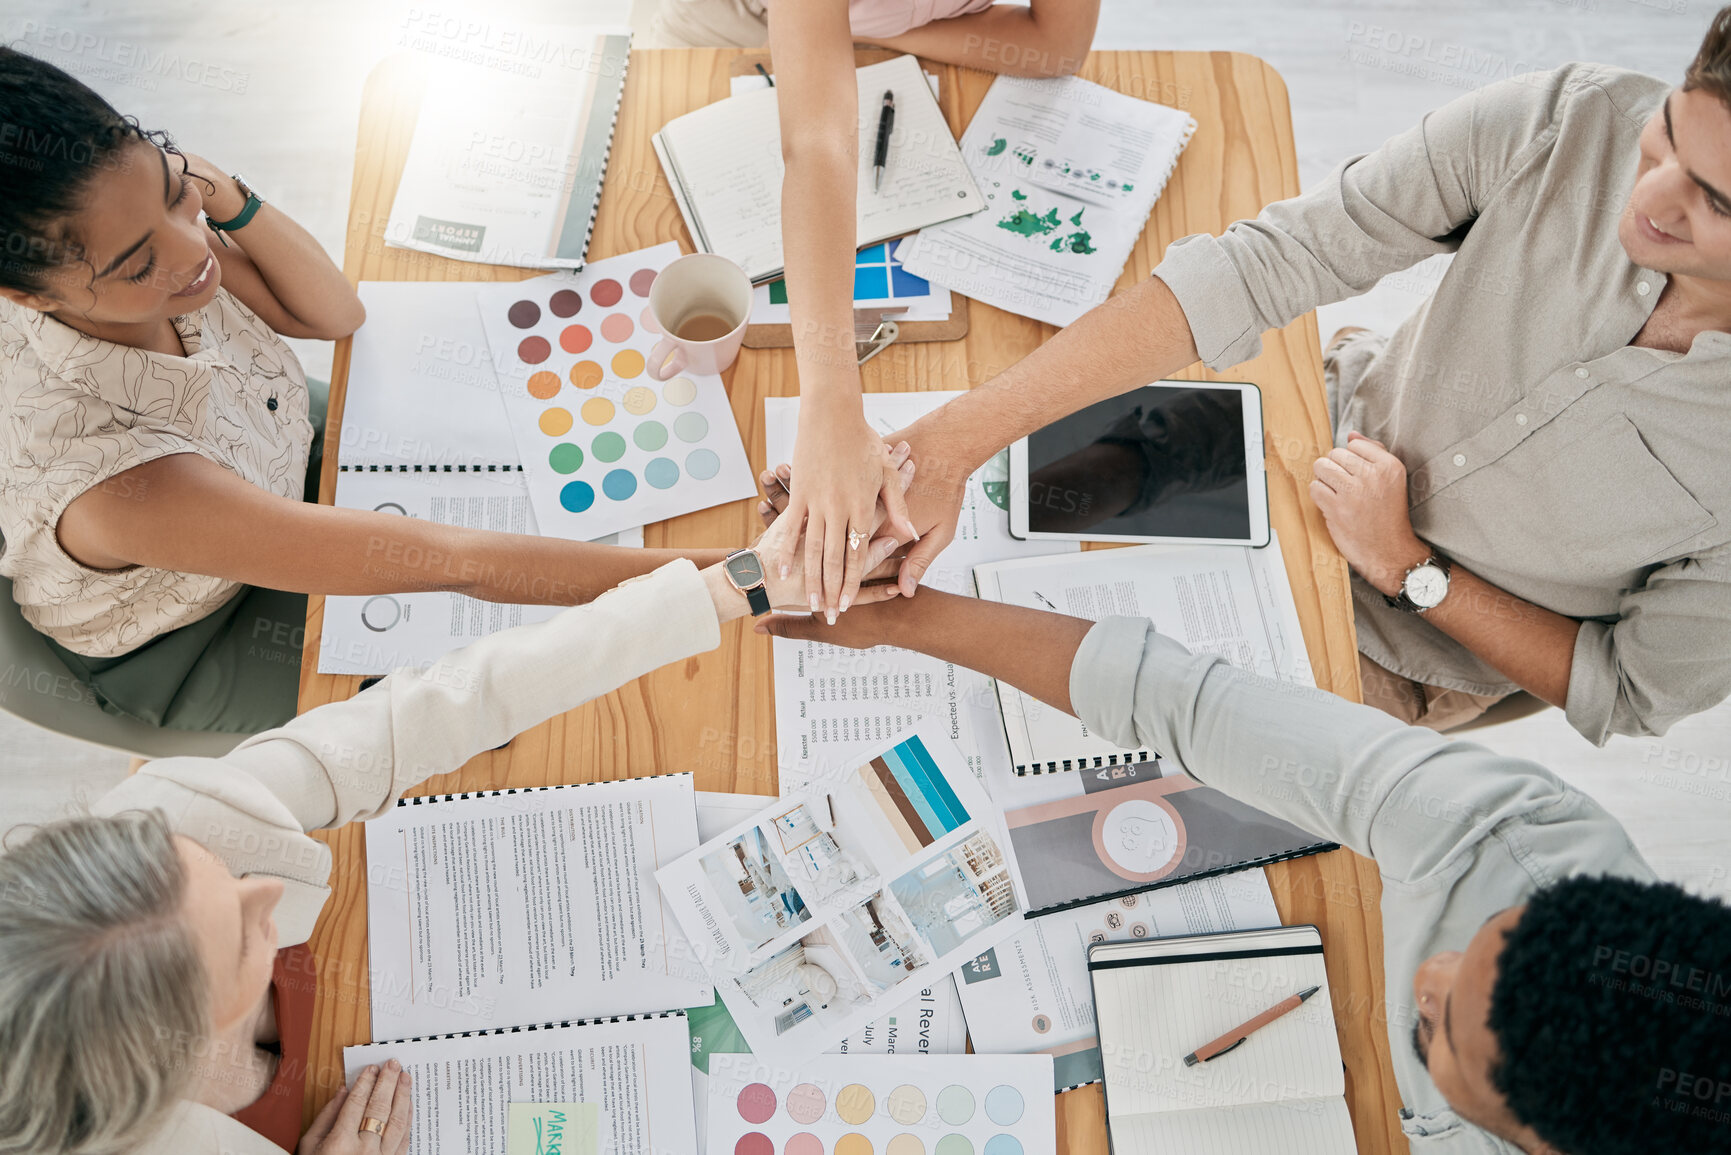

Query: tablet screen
[{"left": 1025, "top": 384, "right": 1253, "bottom": 540}]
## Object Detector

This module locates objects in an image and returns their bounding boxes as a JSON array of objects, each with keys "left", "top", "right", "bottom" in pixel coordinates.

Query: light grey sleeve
[
  {"left": 1567, "top": 543, "right": 1731, "bottom": 743},
  {"left": 1153, "top": 66, "right": 1578, "bottom": 370},
  {"left": 1068, "top": 616, "right": 1588, "bottom": 884}
]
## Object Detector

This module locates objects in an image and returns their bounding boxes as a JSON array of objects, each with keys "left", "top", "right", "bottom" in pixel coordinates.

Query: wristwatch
[
  {"left": 722, "top": 547, "right": 771, "bottom": 616},
  {"left": 1385, "top": 553, "right": 1452, "bottom": 614},
  {"left": 206, "top": 173, "right": 264, "bottom": 241}
]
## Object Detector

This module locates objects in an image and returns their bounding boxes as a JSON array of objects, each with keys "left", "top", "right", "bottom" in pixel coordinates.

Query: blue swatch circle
[
  {"left": 685, "top": 448, "right": 721, "bottom": 480},
  {"left": 645, "top": 457, "right": 680, "bottom": 489},
  {"left": 602, "top": 468, "right": 638, "bottom": 501},
  {"left": 984, "top": 1086, "right": 1024, "bottom": 1126},
  {"left": 984, "top": 1137, "right": 1022, "bottom": 1155},
  {"left": 673, "top": 411, "right": 709, "bottom": 443},
  {"left": 559, "top": 481, "right": 595, "bottom": 513}
]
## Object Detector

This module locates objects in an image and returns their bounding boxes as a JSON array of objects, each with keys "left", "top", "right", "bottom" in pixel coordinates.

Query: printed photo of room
[
  {"left": 698, "top": 825, "right": 812, "bottom": 951},
  {"left": 889, "top": 831, "right": 1021, "bottom": 956}
]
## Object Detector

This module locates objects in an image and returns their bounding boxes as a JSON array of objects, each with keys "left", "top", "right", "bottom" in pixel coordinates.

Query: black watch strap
[
  {"left": 745, "top": 585, "right": 771, "bottom": 616},
  {"left": 1384, "top": 554, "right": 1451, "bottom": 613}
]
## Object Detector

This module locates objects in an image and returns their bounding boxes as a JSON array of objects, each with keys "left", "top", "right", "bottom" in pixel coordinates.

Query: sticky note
[{"left": 506, "top": 1102, "right": 599, "bottom": 1155}]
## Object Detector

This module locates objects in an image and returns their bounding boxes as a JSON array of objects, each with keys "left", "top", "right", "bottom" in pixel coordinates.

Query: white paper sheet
[
  {"left": 957, "top": 870, "right": 1281, "bottom": 1091},
  {"left": 659, "top": 720, "right": 1026, "bottom": 1061},
  {"left": 364, "top": 775, "right": 710, "bottom": 1039},
  {"left": 344, "top": 1015, "right": 696, "bottom": 1155},
  {"left": 766, "top": 393, "right": 1075, "bottom": 786},
  {"left": 900, "top": 75, "right": 1195, "bottom": 327},
  {"left": 476, "top": 243, "right": 756, "bottom": 542}
]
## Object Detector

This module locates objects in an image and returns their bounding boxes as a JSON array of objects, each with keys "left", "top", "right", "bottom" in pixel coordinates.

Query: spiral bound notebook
[
  {"left": 972, "top": 536, "right": 1312, "bottom": 775},
  {"left": 385, "top": 25, "right": 631, "bottom": 269},
  {"left": 1089, "top": 926, "right": 1357, "bottom": 1155},
  {"left": 344, "top": 1013, "right": 697, "bottom": 1155},
  {"left": 364, "top": 774, "right": 710, "bottom": 1041}
]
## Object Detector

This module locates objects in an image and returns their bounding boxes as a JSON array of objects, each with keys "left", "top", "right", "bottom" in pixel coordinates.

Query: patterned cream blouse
[{"left": 0, "top": 289, "right": 311, "bottom": 657}]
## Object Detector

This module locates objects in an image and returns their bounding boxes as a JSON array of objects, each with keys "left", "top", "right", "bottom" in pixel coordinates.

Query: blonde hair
[{"left": 0, "top": 811, "right": 207, "bottom": 1155}]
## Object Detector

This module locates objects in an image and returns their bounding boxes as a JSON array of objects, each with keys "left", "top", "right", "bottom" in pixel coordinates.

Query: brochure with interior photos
[{"left": 656, "top": 718, "right": 1028, "bottom": 1062}]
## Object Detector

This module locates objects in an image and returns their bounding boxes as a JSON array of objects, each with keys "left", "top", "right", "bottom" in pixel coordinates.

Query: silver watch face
[{"left": 1405, "top": 564, "right": 1449, "bottom": 609}]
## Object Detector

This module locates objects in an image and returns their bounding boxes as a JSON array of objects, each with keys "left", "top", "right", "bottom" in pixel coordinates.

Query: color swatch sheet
[
  {"left": 476, "top": 242, "right": 755, "bottom": 541},
  {"left": 364, "top": 775, "right": 710, "bottom": 1040},
  {"left": 657, "top": 720, "right": 1027, "bottom": 1062},
  {"left": 706, "top": 1053, "right": 1055, "bottom": 1155},
  {"left": 956, "top": 870, "right": 1279, "bottom": 1092},
  {"left": 766, "top": 393, "right": 1073, "bottom": 784},
  {"left": 899, "top": 75, "right": 1195, "bottom": 327}
]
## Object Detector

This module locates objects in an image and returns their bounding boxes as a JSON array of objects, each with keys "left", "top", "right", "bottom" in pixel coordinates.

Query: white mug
[{"left": 647, "top": 253, "right": 752, "bottom": 379}]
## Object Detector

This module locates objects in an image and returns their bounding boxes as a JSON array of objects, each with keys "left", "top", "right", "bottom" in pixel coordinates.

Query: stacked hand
[{"left": 300, "top": 1062, "right": 411, "bottom": 1155}]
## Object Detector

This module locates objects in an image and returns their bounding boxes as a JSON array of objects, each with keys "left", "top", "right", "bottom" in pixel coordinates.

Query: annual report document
[{"left": 365, "top": 774, "right": 710, "bottom": 1039}]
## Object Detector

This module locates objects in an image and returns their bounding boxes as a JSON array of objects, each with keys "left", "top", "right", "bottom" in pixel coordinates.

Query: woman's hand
[
  {"left": 299, "top": 1062, "right": 412, "bottom": 1155},
  {"left": 756, "top": 478, "right": 903, "bottom": 613},
  {"left": 781, "top": 404, "right": 918, "bottom": 623},
  {"left": 887, "top": 422, "right": 970, "bottom": 596},
  {"left": 175, "top": 152, "right": 248, "bottom": 223}
]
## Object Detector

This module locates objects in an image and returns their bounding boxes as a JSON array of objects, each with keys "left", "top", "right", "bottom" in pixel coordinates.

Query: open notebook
[
  {"left": 1089, "top": 926, "right": 1357, "bottom": 1155},
  {"left": 652, "top": 54, "right": 984, "bottom": 282}
]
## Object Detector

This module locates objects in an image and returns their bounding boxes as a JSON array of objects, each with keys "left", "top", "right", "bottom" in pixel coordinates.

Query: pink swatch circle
[
  {"left": 591, "top": 278, "right": 623, "bottom": 306},
  {"left": 517, "top": 336, "right": 551, "bottom": 365},
  {"left": 629, "top": 267, "right": 658, "bottom": 296},
  {"left": 786, "top": 1135, "right": 825, "bottom": 1155},
  {"left": 600, "top": 313, "right": 634, "bottom": 343},
  {"left": 640, "top": 306, "right": 661, "bottom": 334},
  {"left": 787, "top": 1083, "right": 827, "bottom": 1124},
  {"left": 735, "top": 1135, "right": 774, "bottom": 1155},
  {"left": 738, "top": 1083, "right": 777, "bottom": 1125}
]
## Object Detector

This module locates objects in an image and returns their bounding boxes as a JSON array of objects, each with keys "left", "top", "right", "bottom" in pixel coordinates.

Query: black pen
[{"left": 872, "top": 89, "right": 895, "bottom": 193}]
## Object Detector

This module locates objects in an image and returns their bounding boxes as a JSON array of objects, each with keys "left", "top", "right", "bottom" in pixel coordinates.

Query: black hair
[
  {"left": 0, "top": 45, "right": 179, "bottom": 295},
  {"left": 1488, "top": 875, "right": 1731, "bottom": 1155}
]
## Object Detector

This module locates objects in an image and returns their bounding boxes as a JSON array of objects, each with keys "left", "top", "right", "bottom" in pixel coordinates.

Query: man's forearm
[
  {"left": 907, "top": 276, "right": 1201, "bottom": 476},
  {"left": 1422, "top": 566, "right": 1579, "bottom": 706},
  {"left": 878, "top": 589, "right": 1094, "bottom": 712}
]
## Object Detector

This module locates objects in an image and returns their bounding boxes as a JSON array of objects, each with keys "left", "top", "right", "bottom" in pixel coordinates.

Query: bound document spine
[
  {"left": 396, "top": 770, "right": 695, "bottom": 807},
  {"left": 350, "top": 1009, "right": 689, "bottom": 1048},
  {"left": 1015, "top": 748, "right": 1155, "bottom": 777},
  {"left": 337, "top": 463, "right": 523, "bottom": 473}
]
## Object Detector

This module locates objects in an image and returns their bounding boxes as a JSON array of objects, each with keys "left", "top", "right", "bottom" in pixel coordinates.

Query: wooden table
[{"left": 299, "top": 47, "right": 1404, "bottom": 1155}]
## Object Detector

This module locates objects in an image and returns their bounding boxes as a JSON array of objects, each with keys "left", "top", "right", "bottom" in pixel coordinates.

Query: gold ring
[
  {"left": 359, "top": 1117, "right": 387, "bottom": 1136},
  {"left": 847, "top": 529, "right": 866, "bottom": 551}
]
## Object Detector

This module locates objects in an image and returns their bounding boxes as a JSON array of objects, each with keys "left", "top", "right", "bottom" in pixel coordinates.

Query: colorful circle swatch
[
  {"left": 507, "top": 300, "right": 540, "bottom": 328},
  {"left": 591, "top": 278, "right": 624, "bottom": 306},
  {"left": 836, "top": 1085, "right": 875, "bottom": 1125},
  {"left": 886, "top": 1085, "right": 927, "bottom": 1125},
  {"left": 785, "top": 1135, "right": 823, "bottom": 1155},
  {"left": 634, "top": 421, "right": 668, "bottom": 451},
  {"left": 934, "top": 1137, "right": 972, "bottom": 1155},
  {"left": 735, "top": 1135, "right": 773, "bottom": 1155},
  {"left": 786, "top": 1084, "right": 826, "bottom": 1125},
  {"left": 737, "top": 1084, "right": 776, "bottom": 1125},
  {"left": 602, "top": 469, "right": 637, "bottom": 501},
  {"left": 984, "top": 1086, "right": 1024, "bottom": 1126},
  {"left": 593, "top": 431, "right": 627, "bottom": 462},
  {"left": 570, "top": 361, "right": 603, "bottom": 390},
  {"left": 559, "top": 481, "right": 594, "bottom": 512},
  {"left": 581, "top": 398, "right": 616, "bottom": 426},
  {"left": 936, "top": 1086, "right": 975, "bottom": 1125},
  {"left": 674, "top": 412, "right": 709, "bottom": 443},
  {"left": 548, "top": 443, "right": 583, "bottom": 474},
  {"left": 662, "top": 376, "right": 697, "bottom": 406},
  {"left": 686, "top": 448, "right": 721, "bottom": 481},
  {"left": 549, "top": 289, "right": 582, "bottom": 317},
  {"left": 560, "top": 324, "right": 592, "bottom": 354},
  {"left": 887, "top": 1136, "right": 925, "bottom": 1155},
  {"left": 641, "top": 306, "right": 661, "bottom": 333},
  {"left": 983, "top": 1137, "right": 1021, "bottom": 1155},
  {"left": 612, "top": 349, "right": 645, "bottom": 378},
  {"left": 836, "top": 1135, "right": 873, "bottom": 1155},
  {"left": 629, "top": 268, "right": 658, "bottom": 296},
  {"left": 601, "top": 313, "right": 634, "bottom": 342},
  {"left": 527, "top": 371, "right": 561, "bottom": 400},
  {"left": 623, "top": 386, "right": 657, "bottom": 415},
  {"left": 645, "top": 457, "right": 680, "bottom": 489},
  {"left": 518, "top": 336, "right": 550, "bottom": 365},
  {"left": 538, "top": 408, "right": 572, "bottom": 436}
]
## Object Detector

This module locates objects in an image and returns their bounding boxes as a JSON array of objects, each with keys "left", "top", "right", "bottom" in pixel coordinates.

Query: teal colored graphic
[{"left": 985, "top": 136, "right": 1008, "bottom": 156}]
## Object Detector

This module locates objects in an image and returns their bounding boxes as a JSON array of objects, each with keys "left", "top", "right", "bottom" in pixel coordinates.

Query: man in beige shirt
[{"left": 887, "top": 14, "right": 1731, "bottom": 743}]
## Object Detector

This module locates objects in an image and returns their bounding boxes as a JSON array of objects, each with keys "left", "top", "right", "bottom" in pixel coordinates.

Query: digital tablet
[{"left": 1008, "top": 380, "right": 1269, "bottom": 546}]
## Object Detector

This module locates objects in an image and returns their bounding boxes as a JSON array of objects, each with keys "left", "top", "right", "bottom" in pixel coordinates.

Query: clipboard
[{"left": 725, "top": 49, "right": 971, "bottom": 350}]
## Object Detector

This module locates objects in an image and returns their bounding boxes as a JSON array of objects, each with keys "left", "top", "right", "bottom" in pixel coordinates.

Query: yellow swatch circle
[
  {"left": 569, "top": 360, "right": 603, "bottom": 390},
  {"left": 836, "top": 1084, "right": 875, "bottom": 1125},
  {"left": 611, "top": 349, "right": 645, "bottom": 378},
  {"left": 538, "top": 407, "right": 573, "bottom": 436},
  {"left": 623, "top": 386, "right": 657, "bottom": 415},
  {"left": 886, "top": 1085, "right": 927, "bottom": 1125},
  {"left": 836, "top": 1135, "right": 874, "bottom": 1155},
  {"left": 887, "top": 1136, "right": 925, "bottom": 1155},
  {"left": 662, "top": 375, "right": 698, "bottom": 406},
  {"left": 527, "top": 371, "right": 561, "bottom": 400},
  {"left": 580, "top": 397, "right": 616, "bottom": 426}
]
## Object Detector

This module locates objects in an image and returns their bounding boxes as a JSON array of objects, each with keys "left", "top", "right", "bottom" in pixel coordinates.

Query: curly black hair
[
  {"left": 1489, "top": 875, "right": 1731, "bottom": 1155},
  {"left": 0, "top": 46, "right": 179, "bottom": 295}
]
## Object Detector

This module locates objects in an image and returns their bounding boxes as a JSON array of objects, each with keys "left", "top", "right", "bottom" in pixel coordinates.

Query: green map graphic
[{"left": 997, "top": 195, "right": 1094, "bottom": 255}]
